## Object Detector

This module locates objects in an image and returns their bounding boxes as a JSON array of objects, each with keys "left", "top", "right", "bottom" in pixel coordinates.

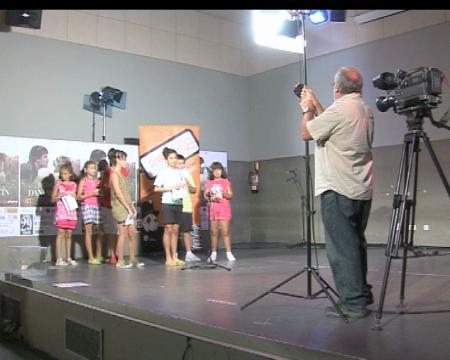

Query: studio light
[
  {"left": 83, "top": 86, "right": 127, "bottom": 142},
  {"left": 253, "top": 10, "right": 304, "bottom": 54},
  {"left": 308, "top": 10, "right": 329, "bottom": 25}
]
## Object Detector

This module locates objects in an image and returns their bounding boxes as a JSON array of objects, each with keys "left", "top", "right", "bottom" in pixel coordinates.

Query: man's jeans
[{"left": 320, "top": 190, "right": 372, "bottom": 313}]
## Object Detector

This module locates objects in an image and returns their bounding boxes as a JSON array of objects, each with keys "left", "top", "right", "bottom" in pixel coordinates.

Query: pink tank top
[{"left": 82, "top": 177, "right": 100, "bottom": 207}]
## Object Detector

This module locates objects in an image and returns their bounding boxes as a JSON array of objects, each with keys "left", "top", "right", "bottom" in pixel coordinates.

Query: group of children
[
  {"left": 52, "top": 148, "right": 142, "bottom": 269},
  {"left": 154, "top": 147, "right": 235, "bottom": 266},
  {"left": 51, "top": 145, "right": 236, "bottom": 269}
]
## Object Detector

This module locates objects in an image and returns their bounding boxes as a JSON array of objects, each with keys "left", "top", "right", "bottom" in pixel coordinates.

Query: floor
[{"left": 3, "top": 245, "right": 450, "bottom": 360}]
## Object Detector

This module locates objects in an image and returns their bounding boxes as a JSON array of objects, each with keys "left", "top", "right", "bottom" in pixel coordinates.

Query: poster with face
[
  {"left": 0, "top": 136, "right": 139, "bottom": 237},
  {"left": 0, "top": 151, "right": 19, "bottom": 207}
]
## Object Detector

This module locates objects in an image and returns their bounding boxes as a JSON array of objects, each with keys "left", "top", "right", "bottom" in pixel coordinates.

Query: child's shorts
[{"left": 81, "top": 205, "right": 101, "bottom": 225}]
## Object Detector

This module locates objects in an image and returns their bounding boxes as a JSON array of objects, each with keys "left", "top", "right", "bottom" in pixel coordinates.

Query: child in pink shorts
[{"left": 204, "top": 162, "right": 236, "bottom": 262}]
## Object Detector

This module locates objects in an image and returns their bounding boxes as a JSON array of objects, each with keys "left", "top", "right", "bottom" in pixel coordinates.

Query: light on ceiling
[
  {"left": 252, "top": 10, "right": 304, "bottom": 54},
  {"left": 308, "top": 10, "right": 329, "bottom": 25}
]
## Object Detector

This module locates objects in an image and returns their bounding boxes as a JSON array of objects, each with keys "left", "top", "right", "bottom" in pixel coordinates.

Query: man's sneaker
[
  {"left": 88, "top": 258, "right": 102, "bottom": 265},
  {"left": 67, "top": 258, "right": 78, "bottom": 266},
  {"left": 185, "top": 251, "right": 201, "bottom": 262},
  {"left": 226, "top": 252, "right": 236, "bottom": 261},
  {"left": 56, "top": 258, "right": 68, "bottom": 266},
  {"left": 209, "top": 251, "right": 217, "bottom": 261},
  {"left": 325, "top": 306, "right": 371, "bottom": 320},
  {"left": 131, "top": 259, "right": 145, "bottom": 268},
  {"left": 116, "top": 261, "right": 132, "bottom": 269}
]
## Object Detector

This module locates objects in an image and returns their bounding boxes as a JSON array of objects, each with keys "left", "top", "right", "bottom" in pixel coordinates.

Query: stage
[{"left": 1, "top": 246, "right": 450, "bottom": 360}]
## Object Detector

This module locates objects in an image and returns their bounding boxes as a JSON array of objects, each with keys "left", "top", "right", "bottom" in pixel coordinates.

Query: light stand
[
  {"left": 240, "top": 11, "right": 345, "bottom": 322},
  {"left": 87, "top": 87, "right": 126, "bottom": 143}
]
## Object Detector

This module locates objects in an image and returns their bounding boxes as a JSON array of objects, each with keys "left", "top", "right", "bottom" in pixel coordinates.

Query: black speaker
[
  {"left": 330, "top": 10, "right": 346, "bottom": 23},
  {"left": 5, "top": 10, "right": 42, "bottom": 29}
]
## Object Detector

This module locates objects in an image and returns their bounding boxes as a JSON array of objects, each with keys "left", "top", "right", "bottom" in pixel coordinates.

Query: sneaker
[
  {"left": 88, "top": 258, "right": 102, "bottom": 265},
  {"left": 185, "top": 252, "right": 201, "bottom": 262},
  {"left": 209, "top": 251, "right": 217, "bottom": 261},
  {"left": 116, "top": 261, "right": 132, "bottom": 269},
  {"left": 226, "top": 252, "right": 236, "bottom": 261},
  {"left": 131, "top": 259, "right": 145, "bottom": 268},
  {"left": 165, "top": 259, "right": 176, "bottom": 266},
  {"left": 67, "top": 258, "right": 78, "bottom": 266},
  {"left": 109, "top": 256, "right": 117, "bottom": 265},
  {"left": 96, "top": 257, "right": 105, "bottom": 263},
  {"left": 325, "top": 306, "right": 371, "bottom": 320},
  {"left": 55, "top": 258, "right": 68, "bottom": 266}
]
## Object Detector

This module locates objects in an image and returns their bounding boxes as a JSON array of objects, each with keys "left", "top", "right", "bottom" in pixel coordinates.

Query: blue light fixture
[{"left": 308, "top": 10, "right": 329, "bottom": 24}]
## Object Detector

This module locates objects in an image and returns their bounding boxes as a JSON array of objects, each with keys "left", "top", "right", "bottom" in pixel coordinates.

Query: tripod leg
[
  {"left": 240, "top": 268, "right": 307, "bottom": 310},
  {"left": 374, "top": 253, "right": 394, "bottom": 330},
  {"left": 309, "top": 269, "right": 348, "bottom": 322},
  {"left": 422, "top": 132, "right": 450, "bottom": 197}
]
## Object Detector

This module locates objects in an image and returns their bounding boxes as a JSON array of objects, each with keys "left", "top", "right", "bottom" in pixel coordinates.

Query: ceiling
[{"left": 198, "top": 10, "right": 374, "bottom": 25}]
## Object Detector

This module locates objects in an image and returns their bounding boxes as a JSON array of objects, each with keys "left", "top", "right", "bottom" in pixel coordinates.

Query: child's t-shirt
[{"left": 154, "top": 167, "right": 185, "bottom": 205}]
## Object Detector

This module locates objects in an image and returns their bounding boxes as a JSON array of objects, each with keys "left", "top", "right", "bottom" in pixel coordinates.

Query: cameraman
[{"left": 299, "top": 67, "right": 374, "bottom": 320}]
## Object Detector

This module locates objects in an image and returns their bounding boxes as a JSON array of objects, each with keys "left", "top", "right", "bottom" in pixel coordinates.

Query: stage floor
[{"left": 6, "top": 246, "right": 450, "bottom": 360}]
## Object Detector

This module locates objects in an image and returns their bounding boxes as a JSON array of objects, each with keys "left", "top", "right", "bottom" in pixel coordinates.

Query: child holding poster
[
  {"left": 154, "top": 147, "right": 185, "bottom": 266},
  {"left": 51, "top": 163, "right": 78, "bottom": 266},
  {"left": 204, "top": 162, "right": 236, "bottom": 261}
]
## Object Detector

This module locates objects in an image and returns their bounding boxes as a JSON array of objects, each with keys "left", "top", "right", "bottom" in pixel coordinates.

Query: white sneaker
[
  {"left": 131, "top": 259, "right": 145, "bottom": 268},
  {"left": 185, "top": 251, "right": 201, "bottom": 262},
  {"left": 67, "top": 258, "right": 78, "bottom": 266},
  {"left": 209, "top": 251, "right": 217, "bottom": 261},
  {"left": 56, "top": 258, "right": 68, "bottom": 266},
  {"left": 226, "top": 252, "right": 236, "bottom": 261},
  {"left": 116, "top": 261, "right": 133, "bottom": 269}
]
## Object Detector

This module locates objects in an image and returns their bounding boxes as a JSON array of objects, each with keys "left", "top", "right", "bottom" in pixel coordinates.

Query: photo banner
[
  {"left": 0, "top": 135, "right": 138, "bottom": 237},
  {"left": 139, "top": 125, "right": 200, "bottom": 225}
]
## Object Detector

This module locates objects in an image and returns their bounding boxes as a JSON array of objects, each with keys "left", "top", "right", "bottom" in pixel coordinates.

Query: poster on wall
[
  {"left": 138, "top": 125, "right": 200, "bottom": 250},
  {"left": 0, "top": 135, "right": 138, "bottom": 237}
]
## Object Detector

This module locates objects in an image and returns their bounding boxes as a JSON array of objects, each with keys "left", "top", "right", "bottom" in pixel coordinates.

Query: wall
[
  {"left": 246, "top": 22, "right": 450, "bottom": 247},
  {"left": 250, "top": 139, "right": 450, "bottom": 247},
  {"left": 248, "top": 21, "right": 450, "bottom": 160},
  {"left": 0, "top": 32, "right": 250, "bottom": 161}
]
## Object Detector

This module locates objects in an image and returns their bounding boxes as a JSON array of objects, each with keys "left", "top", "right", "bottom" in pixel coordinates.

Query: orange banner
[{"left": 139, "top": 125, "right": 200, "bottom": 225}]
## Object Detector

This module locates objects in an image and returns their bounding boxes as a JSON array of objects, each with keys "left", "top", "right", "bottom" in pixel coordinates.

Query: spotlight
[
  {"left": 100, "top": 86, "right": 126, "bottom": 108},
  {"left": 308, "top": 10, "right": 329, "bottom": 25}
]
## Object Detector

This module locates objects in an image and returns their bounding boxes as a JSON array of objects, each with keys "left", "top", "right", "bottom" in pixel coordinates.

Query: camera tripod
[{"left": 374, "top": 109, "right": 450, "bottom": 330}]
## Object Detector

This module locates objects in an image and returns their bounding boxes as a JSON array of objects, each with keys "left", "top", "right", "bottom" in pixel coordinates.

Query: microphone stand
[
  {"left": 182, "top": 193, "right": 231, "bottom": 271},
  {"left": 286, "top": 170, "right": 306, "bottom": 248}
]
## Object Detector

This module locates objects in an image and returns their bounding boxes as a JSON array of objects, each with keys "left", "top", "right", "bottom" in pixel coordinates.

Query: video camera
[{"left": 372, "top": 67, "right": 443, "bottom": 114}]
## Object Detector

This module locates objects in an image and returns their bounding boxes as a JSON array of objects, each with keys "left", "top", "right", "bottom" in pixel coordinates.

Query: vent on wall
[
  {"left": 65, "top": 318, "right": 103, "bottom": 360},
  {"left": 354, "top": 10, "right": 406, "bottom": 24}
]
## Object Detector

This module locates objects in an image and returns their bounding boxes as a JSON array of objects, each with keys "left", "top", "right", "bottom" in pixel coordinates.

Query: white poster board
[{"left": 0, "top": 135, "right": 138, "bottom": 237}]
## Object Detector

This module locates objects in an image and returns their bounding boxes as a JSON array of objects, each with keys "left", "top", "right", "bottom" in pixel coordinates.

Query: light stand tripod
[
  {"left": 240, "top": 10, "right": 345, "bottom": 322},
  {"left": 374, "top": 109, "right": 450, "bottom": 330}
]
